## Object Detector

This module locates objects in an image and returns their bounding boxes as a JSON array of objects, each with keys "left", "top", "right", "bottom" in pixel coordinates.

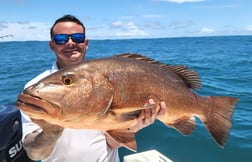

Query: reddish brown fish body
[{"left": 17, "top": 54, "right": 238, "bottom": 151}]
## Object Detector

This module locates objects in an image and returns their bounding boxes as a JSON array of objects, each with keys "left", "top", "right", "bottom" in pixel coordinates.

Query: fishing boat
[{"left": 0, "top": 104, "right": 34, "bottom": 162}]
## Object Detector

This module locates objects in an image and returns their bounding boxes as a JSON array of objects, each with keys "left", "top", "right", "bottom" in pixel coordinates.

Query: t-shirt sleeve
[{"left": 21, "top": 110, "right": 42, "bottom": 141}]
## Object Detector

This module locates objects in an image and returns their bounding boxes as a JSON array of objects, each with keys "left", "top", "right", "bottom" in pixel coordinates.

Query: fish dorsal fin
[
  {"left": 115, "top": 53, "right": 201, "bottom": 90},
  {"left": 165, "top": 65, "right": 201, "bottom": 90}
]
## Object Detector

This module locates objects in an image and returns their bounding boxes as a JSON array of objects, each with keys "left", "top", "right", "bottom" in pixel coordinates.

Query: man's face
[{"left": 49, "top": 22, "right": 88, "bottom": 69}]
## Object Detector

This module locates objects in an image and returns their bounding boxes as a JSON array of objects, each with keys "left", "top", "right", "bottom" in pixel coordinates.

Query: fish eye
[{"left": 62, "top": 76, "right": 73, "bottom": 85}]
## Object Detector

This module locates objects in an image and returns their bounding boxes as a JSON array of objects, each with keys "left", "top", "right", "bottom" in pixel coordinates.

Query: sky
[{"left": 0, "top": 0, "right": 252, "bottom": 41}]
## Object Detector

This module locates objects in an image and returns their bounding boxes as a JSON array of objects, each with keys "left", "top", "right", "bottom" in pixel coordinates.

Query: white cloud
[
  {"left": 200, "top": 27, "right": 215, "bottom": 34},
  {"left": 111, "top": 21, "right": 124, "bottom": 28},
  {"left": 0, "top": 21, "right": 50, "bottom": 41},
  {"left": 247, "top": 25, "right": 252, "bottom": 31},
  {"left": 155, "top": 0, "right": 204, "bottom": 4},
  {"left": 0, "top": 20, "right": 148, "bottom": 41},
  {"left": 111, "top": 21, "right": 148, "bottom": 37},
  {"left": 144, "top": 21, "right": 164, "bottom": 30},
  {"left": 169, "top": 20, "right": 195, "bottom": 29}
]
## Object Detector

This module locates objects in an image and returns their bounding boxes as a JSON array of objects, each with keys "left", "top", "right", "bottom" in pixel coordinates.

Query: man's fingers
[
  {"left": 148, "top": 98, "right": 155, "bottom": 104},
  {"left": 128, "top": 99, "right": 166, "bottom": 133},
  {"left": 158, "top": 101, "right": 166, "bottom": 116}
]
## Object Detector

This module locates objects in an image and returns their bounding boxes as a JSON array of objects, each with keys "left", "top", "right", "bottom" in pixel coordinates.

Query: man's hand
[
  {"left": 128, "top": 99, "right": 166, "bottom": 132},
  {"left": 23, "top": 119, "right": 64, "bottom": 160},
  {"left": 106, "top": 99, "right": 166, "bottom": 149}
]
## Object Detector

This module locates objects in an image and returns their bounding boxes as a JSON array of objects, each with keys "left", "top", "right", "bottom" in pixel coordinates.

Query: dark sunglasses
[{"left": 53, "top": 33, "right": 85, "bottom": 45}]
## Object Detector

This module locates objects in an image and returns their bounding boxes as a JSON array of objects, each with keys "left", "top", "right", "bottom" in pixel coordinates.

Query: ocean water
[{"left": 0, "top": 36, "right": 251, "bottom": 162}]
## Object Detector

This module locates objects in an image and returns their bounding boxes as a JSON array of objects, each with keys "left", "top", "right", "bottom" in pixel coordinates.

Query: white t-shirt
[{"left": 21, "top": 62, "right": 119, "bottom": 162}]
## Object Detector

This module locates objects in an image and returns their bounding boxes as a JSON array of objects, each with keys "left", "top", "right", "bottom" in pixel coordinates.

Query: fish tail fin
[{"left": 203, "top": 96, "right": 238, "bottom": 147}]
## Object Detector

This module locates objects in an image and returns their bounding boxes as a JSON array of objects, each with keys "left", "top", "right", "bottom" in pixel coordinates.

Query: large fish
[{"left": 16, "top": 53, "right": 238, "bottom": 151}]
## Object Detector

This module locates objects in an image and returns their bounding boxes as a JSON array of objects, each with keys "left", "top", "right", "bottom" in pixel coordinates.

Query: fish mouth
[{"left": 16, "top": 93, "right": 57, "bottom": 118}]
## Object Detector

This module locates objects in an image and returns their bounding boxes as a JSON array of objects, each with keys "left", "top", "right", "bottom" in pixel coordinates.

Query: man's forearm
[{"left": 23, "top": 130, "right": 62, "bottom": 160}]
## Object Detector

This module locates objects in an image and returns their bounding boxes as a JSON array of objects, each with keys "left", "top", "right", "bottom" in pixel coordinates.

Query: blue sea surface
[{"left": 0, "top": 36, "right": 251, "bottom": 162}]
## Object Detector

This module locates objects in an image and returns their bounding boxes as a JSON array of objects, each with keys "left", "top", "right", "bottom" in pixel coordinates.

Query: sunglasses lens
[
  {"left": 53, "top": 33, "right": 85, "bottom": 45},
  {"left": 54, "top": 34, "right": 68, "bottom": 45},
  {"left": 71, "top": 33, "right": 85, "bottom": 43}
]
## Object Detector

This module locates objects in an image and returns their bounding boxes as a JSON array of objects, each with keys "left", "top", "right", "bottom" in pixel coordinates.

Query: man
[{"left": 22, "top": 14, "right": 166, "bottom": 162}]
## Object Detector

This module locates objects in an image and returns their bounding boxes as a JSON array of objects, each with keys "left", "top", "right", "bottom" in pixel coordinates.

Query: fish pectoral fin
[
  {"left": 111, "top": 104, "right": 156, "bottom": 121},
  {"left": 172, "top": 116, "right": 195, "bottom": 135},
  {"left": 106, "top": 129, "right": 137, "bottom": 152}
]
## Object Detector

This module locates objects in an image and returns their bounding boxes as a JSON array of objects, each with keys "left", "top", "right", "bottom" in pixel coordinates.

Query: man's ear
[
  {"left": 49, "top": 41, "right": 54, "bottom": 50},
  {"left": 85, "top": 39, "right": 89, "bottom": 50}
]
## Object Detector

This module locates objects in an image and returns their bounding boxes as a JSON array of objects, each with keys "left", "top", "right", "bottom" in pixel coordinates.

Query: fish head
[{"left": 17, "top": 64, "right": 114, "bottom": 128}]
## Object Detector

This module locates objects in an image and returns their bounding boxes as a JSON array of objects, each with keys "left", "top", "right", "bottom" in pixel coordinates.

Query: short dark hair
[{"left": 50, "top": 14, "right": 85, "bottom": 39}]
